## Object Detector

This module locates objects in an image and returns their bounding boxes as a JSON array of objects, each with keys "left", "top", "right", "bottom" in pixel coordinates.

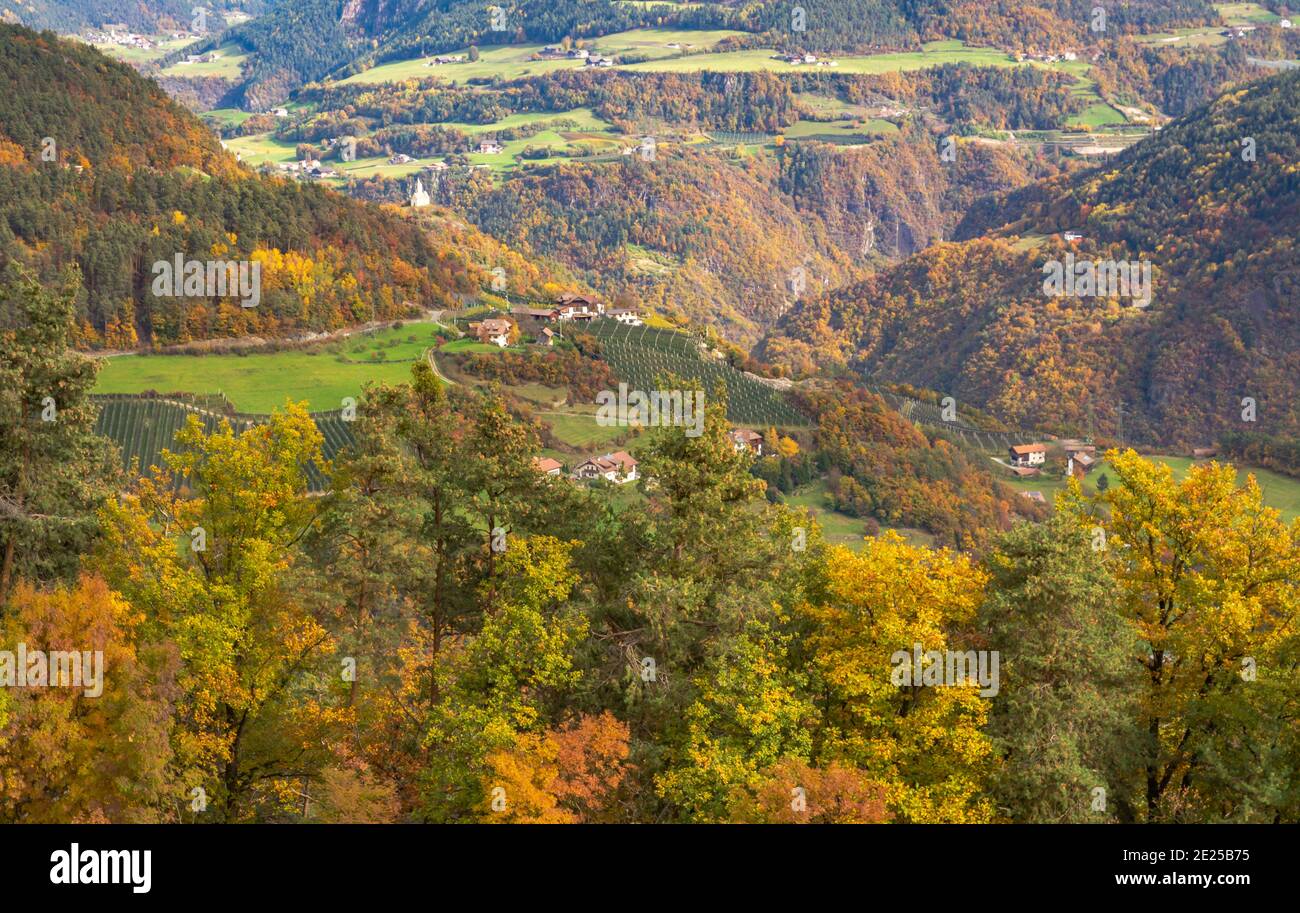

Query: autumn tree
[
  {"left": 1068, "top": 451, "right": 1300, "bottom": 822},
  {"left": 421, "top": 535, "right": 587, "bottom": 822},
  {"left": 799, "top": 534, "right": 995, "bottom": 823},
  {"left": 0, "top": 575, "right": 177, "bottom": 823},
  {"left": 96, "top": 406, "right": 338, "bottom": 821}
]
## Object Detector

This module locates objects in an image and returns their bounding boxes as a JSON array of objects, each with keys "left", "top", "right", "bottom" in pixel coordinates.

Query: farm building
[
  {"left": 470, "top": 318, "right": 514, "bottom": 347},
  {"left": 573, "top": 451, "right": 638, "bottom": 484},
  {"left": 556, "top": 293, "right": 604, "bottom": 320},
  {"left": 512, "top": 306, "right": 560, "bottom": 321},
  {"left": 607, "top": 308, "right": 643, "bottom": 326},
  {"left": 1008, "top": 444, "right": 1047, "bottom": 467},
  {"left": 532, "top": 457, "right": 564, "bottom": 476},
  {"left": 728, "top": 429, "right": 764, "bottom": 455}
]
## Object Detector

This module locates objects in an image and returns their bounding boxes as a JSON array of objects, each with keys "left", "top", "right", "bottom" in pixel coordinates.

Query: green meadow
[
  {"left": 88, "top": 35, "right": 192, "bottom": 66},
  {"left": 999, "top": 455, "right": 1300, "bottom": 521},
  {"left": 785, "top": 479, "right": 935, "bottom": 551},
  {"left": 337, "top": 29, "right": 743, "bottom": 86},
  {"left": 93, "top": 321, "right": 448, "bottom": 413},
  {"left": 338, "top": 32, "right": 1086, "bottom": 85},
  {"left": 159, "top": 43, "right": 250, "bottom": 78}
]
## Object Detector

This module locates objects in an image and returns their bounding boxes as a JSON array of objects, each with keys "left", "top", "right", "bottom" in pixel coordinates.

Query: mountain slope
[
  {"left": 0, "top": 0, "right": 255, "bottom": 32},
  {"left": 761, "top": 68, "right": 1300, "bottom": 445},
  {"left": 440, "top": 126, "right": 1050, "bottom": 343},
  {"left": 0, "top": 24, "right": 559, "bottom": 347},
  {"left": 217, "top": 0, "right": 1221, "bottom": 110}
]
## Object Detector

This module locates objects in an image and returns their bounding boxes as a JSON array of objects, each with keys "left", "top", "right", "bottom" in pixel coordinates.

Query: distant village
[{"left": 82, "top": 23, "right": 197, "bottom": 51}]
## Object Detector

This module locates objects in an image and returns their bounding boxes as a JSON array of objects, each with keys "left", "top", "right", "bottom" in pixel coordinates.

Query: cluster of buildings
[
  {"left": 84, "top": 25, "right": 192, "bottom": 51},
  {"left": 424, "top": 54, "right": 467, "bottom": 66},
  {"left": 776, "top": 52, "right": 838, "bottom": 66},
  {"left": 1007, "top": 440, "right": 1096, "bottom": 478},
  {"left": 275, "top": 156, "right": 338, "bottom": 179},
  {"left": 1224, "top": 20, "right": 1292, "bottom": 38},
  {"left": 534, "top": 451, "right": 639, "bottom": 484},
  {"left": 537, "top": 46, "right": 614, "bottom": 66},
  {"left": 465, "top": 295, "right": 646, "bottom": 347},
  {"left": 511, "top": 294, "right": 643, "bottom": 325},
  {"left": 1014, "top": 50, "right": 1082, "bottom": 63}
]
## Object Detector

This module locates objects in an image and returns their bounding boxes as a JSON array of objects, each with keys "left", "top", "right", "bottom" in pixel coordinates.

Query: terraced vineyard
[
  {"left": 93, "top": 394, "right": 356, "bottom": 492},
  {"left": 581, "top": 321, "right": 806, "bottom": 426}
]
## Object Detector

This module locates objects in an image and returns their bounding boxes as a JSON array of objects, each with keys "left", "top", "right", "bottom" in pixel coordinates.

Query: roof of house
[
  {"left": 1073, "top": 452, "right": 1096, "bottom": 466},
  {"left": 1009, "top": 466, "right": 1040, "bottom": 477},
  {"left": 1019, "top": 490, "right": 1047, "bottom": 502},
  {"left": 1009, "top": 444, "right": 1047, "bottom": 455},
  {"left": 533, "top": 457, "right": 563, "bottom": 473},
  {"left": 557, "top": 292, "right": 600, "bottom": 306},
  {"left": 729, "top": 429, "right": 763, "bottom": 444},
  {"left": 512, "top": 307, "right": 558, "bottom": 318},
  {"left": 476, "top": 318, "right": 513, "bottom": 334},
  {"left": 606, "top": 451, "right": 637, "bottom": 470}
]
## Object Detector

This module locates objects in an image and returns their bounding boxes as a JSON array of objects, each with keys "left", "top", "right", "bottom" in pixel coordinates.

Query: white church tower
[{"left": 410, "top": 178, "right": 430, "bottom": 208}]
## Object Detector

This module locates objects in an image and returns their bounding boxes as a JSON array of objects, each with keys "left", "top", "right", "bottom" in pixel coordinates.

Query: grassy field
[
  {"left": 1216, "top": 2, "right": 1282, "bottom": 24},
  {"left": 783, "top": 118, "right": 898, "bottom": 141},
  {"left": 538, "top": 410, "right": 641, "bottom": 449},
  {"left": 223, "top": 133, "right": 299, "bottom": 166},
  {"left": 621, "top": 37, "right": 1084, "bottom": 76},
  {"left": 1131, "top": 4, "right": 1281, "bottom": 49},
  {"left": 339, "top": 32, "right": 1086, "bottom": 85},
  {"left": 93, "top": 321, "right": 447, "bottom": 412},
  {"left": 206, "top": 108, "right": 257, "bottom": 129},
  {"left": 340, "top": 29, "right": 748, "bottom": 85},
  {"left": 159, "top": 43, "right": 249, "bottom": 78},
  {"left": 88, "top": 35, "right": 192, "bottom": 66},
  {"left": 1129, "top": 3, "right": 1283, "bottom": 49},
  {"left": 785, "top": 479, "right": 935, "bottom": 551},
  {"left": 997, "top": 455, "right": 1300, "bottom": 521},
  {"left": 226, "top": 107, "right": 623, "bottom": 178}
]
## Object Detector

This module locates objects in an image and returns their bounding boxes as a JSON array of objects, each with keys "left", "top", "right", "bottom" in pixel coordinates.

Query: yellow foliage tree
[{"left": 801, "top": 534, "right": 995, "bottom": 822}]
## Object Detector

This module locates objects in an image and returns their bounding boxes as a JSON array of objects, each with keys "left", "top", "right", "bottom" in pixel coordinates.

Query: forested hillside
[
  {"left": 6, "top": 265, "right": 1300, "bottom": 826},
  {"left": 210, "top": 0, "right": 1227, "bottom": 110},
  {"left": 0, "top": 0, "right": 264, "bottom": 32},
  {"left": 0, "top": 25, "right": 560, "bottom": 347},
  {"left": 433, "top": 131, "right": 1048, "bottom": 342},
  {"left": 762, "top": 68, "right": 1300, "bottom": 445}
]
